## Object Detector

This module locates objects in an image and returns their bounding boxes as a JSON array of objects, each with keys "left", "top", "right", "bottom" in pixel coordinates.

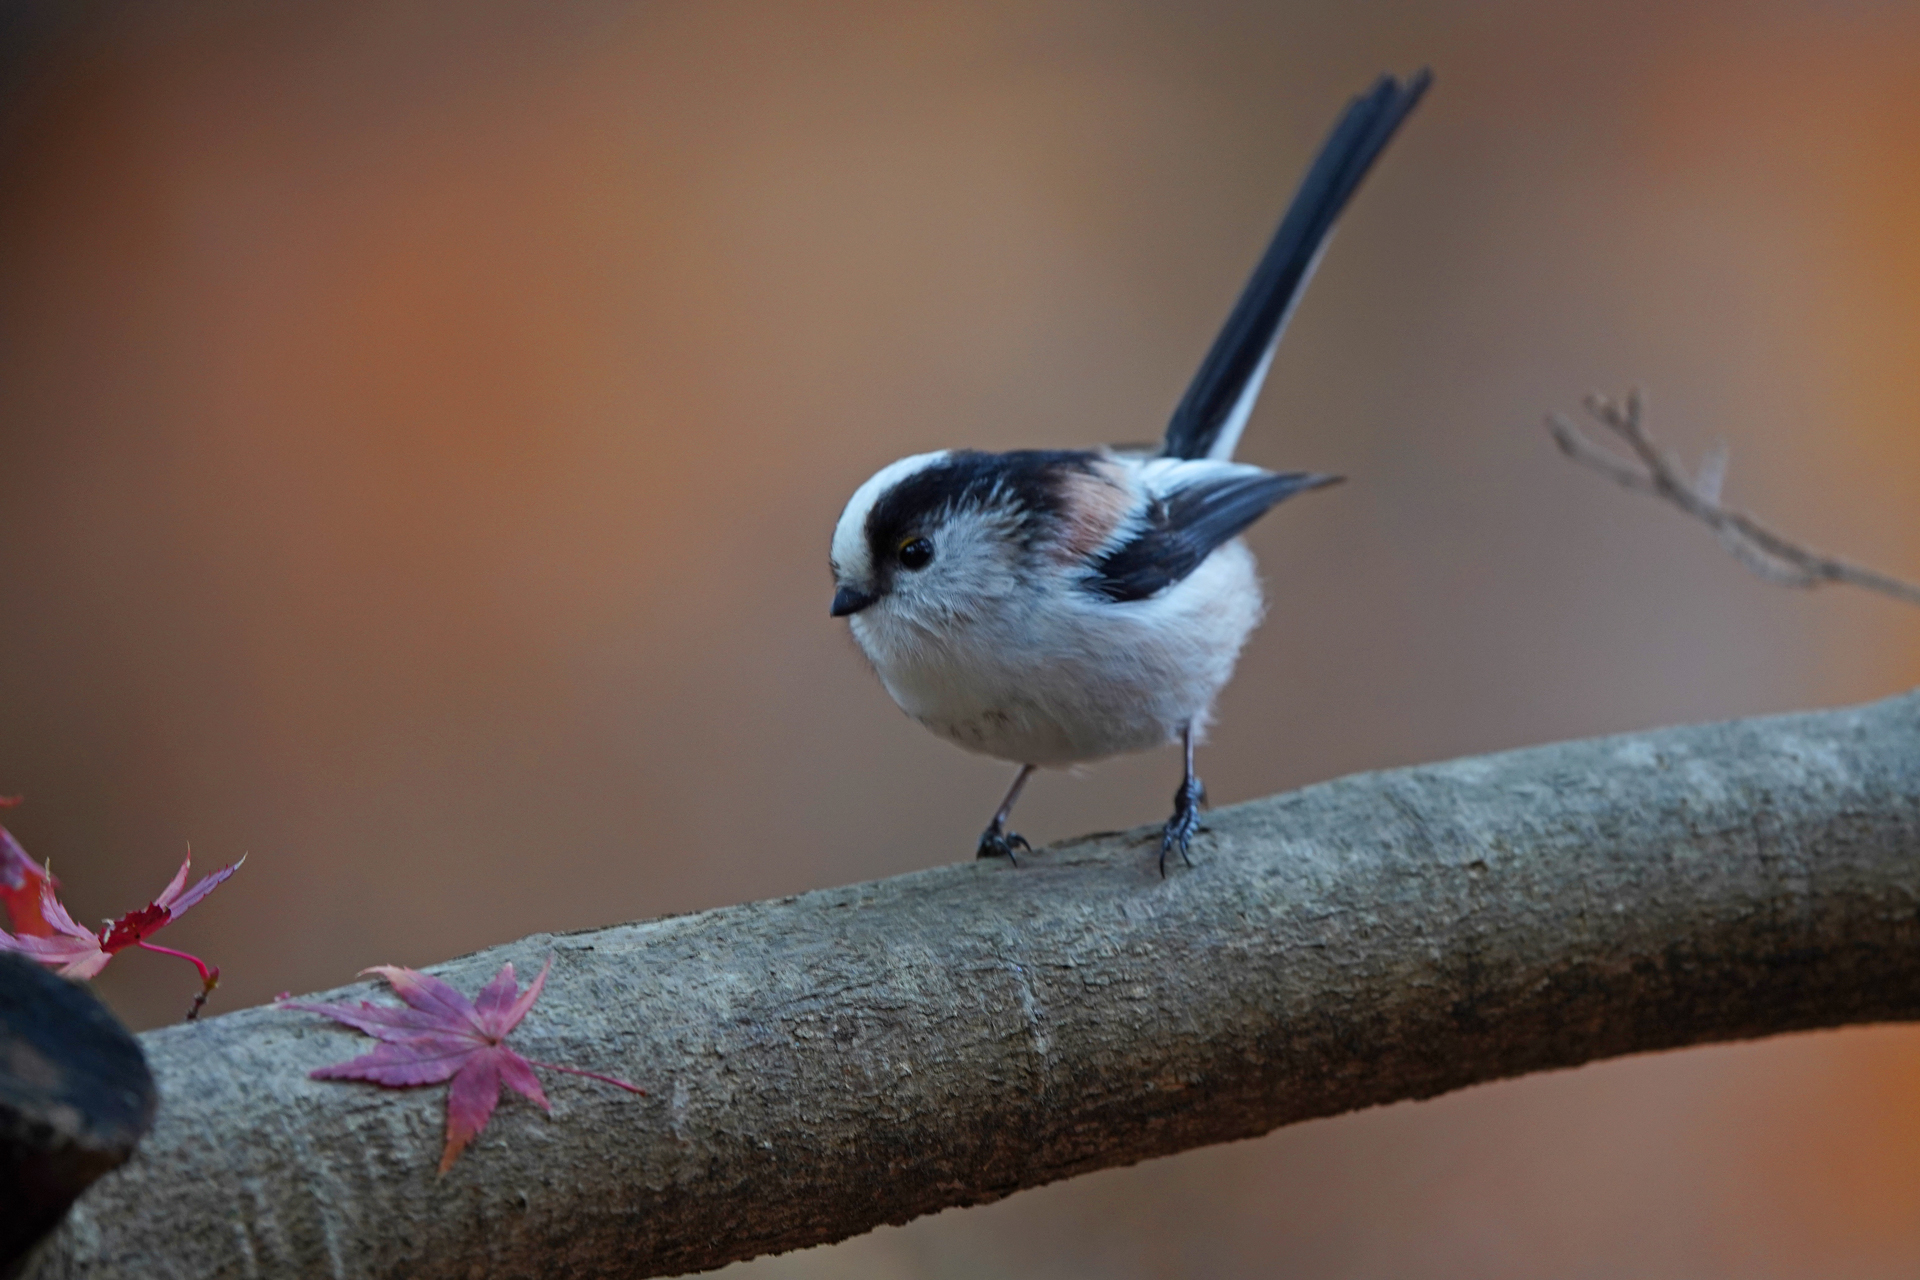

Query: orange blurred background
[{"left": 1, "top": 2, "right": 1917, "bottom": 1276}]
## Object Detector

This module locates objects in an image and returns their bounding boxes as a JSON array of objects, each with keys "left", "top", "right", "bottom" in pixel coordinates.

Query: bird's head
[{"left": 829, "top": 449, "right": 1112, "bottom": 636}]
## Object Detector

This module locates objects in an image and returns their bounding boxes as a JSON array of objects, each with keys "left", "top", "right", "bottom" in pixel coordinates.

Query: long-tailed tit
[{"left": 830, "top": 70, "right": 1430, "bottom": 874}]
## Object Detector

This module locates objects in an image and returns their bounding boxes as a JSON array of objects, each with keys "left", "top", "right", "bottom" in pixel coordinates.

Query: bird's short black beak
[{"left": 830, "top": 585, "right": 878, "bottom": 617}]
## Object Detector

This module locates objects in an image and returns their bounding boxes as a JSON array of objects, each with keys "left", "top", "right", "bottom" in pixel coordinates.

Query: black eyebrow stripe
[{"left": 861, "top": 450, "right": 1103, "bottom": 570}]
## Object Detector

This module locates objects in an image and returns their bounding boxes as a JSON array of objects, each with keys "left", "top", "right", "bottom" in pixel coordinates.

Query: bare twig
[{"left": 1548, "top": 389, "right": 1920, "bottom": 607}]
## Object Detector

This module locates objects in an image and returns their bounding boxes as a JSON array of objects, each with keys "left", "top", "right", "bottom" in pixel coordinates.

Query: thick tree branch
[
  {"left": 28, "top": 693, "right": 1920, "bottom": 1280},
  {"left": 1549, "top": 389, "right": 1920, "bottom": 607}
]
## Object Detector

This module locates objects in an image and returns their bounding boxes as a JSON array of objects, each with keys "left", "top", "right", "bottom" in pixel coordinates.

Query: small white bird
[{"left": 830, "top": 70, "right": 1430, "bottom": 873}]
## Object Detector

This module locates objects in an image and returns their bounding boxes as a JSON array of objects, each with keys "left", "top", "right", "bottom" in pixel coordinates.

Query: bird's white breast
[{"left": 851, "top": 539, "right": 1263, "bottom": 766}]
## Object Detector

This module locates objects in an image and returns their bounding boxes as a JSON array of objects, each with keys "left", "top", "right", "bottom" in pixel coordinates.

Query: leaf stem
[
  {"left": 527, "top": 1059, "right": 646, "bottom": 1095},
  {"left": 138, "top": 940, "right": 218, "bottom": 987}
]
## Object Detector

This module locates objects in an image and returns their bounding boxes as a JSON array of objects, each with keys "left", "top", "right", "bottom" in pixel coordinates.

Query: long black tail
[{"left": 1160, "top": 69, "right": 1431, "bottom": 461}]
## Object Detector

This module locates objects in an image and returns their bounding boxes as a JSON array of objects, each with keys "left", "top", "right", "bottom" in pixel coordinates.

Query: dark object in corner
[{"left": 0, "top": 951, "right": 156, "bottom": 1276}]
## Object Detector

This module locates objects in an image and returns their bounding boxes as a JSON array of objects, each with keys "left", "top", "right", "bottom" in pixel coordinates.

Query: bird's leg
[
  {"left": 977, "top": 764, "right": 1036, "bottom": 864},
  {"left": 1160, "top": 725, "right": 1204, "bottom": 876}
]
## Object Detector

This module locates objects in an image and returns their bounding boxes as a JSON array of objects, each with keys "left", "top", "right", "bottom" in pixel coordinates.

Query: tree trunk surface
[{"left": 29, "top": 692, "right": 1920, "bottom": 1279}]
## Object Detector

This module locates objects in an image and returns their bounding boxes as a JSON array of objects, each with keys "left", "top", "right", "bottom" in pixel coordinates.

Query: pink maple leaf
[
  {"left": 0, "top": 853, "right": 243, "bottom": 1017},
  {"left": 0, "top": 823, "right": 58, "bottom": 937},
  {"left": 291, "top": 957, "right": 644, "bottom": 1171}
]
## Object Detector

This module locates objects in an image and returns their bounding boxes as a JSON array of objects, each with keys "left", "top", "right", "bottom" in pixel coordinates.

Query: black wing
[
  {"left": 1161, "top": 69, "right": 1431, "bottom": 462},
  {"left": 1083, "top": 469, "right": 1340, "bottom": 603}
]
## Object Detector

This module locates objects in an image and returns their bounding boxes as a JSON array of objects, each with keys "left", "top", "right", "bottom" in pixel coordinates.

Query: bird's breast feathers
[{"left": 851, "top": 537, "right": 1263, "bottom": 765}]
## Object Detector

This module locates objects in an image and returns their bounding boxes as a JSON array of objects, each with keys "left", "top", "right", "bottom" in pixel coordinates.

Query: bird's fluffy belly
[{"left": 852, "top": 542, "right": 1264, "bottom": 767}]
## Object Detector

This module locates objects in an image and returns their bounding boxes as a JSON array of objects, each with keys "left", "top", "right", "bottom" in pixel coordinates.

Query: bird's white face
[
  {"left": 827, "top": 450, "right": 944, "bottom": 614},
  {"left": 829, "top": 451, "right": 1037, "bottom": 647}
]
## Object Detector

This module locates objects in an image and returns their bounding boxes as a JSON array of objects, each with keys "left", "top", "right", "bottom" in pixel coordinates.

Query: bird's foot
[
  {"left": 1160, "top": 775, "right": 1205, "bottom": 877},
  {"left": 976, "top": 823, "right": 1031, "bottom": 866}
]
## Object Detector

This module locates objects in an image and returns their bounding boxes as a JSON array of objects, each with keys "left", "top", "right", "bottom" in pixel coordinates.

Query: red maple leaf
[
  {"left": 0, "top": 824, "right": 58, "bottom": 937},
  {"left": 0, "top": 852, "right": 242, "bottom": 1017},
  {"left": 291, "top": 957, "right": 645, "bottom": 1171}
]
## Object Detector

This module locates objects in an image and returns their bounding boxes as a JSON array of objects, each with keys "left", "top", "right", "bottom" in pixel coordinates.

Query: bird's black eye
[{"left": 897, "top": 537, "right": 934, "bottom": 570}]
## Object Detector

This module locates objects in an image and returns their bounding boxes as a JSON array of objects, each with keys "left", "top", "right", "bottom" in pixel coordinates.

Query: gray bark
[{"left": 28, "top": 693, "right": 1920, "bottom": 1280}]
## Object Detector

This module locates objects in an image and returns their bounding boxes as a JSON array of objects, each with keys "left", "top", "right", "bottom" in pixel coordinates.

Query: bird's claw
[
  {"left": 977, "top": 825, "right": 1031, "bottom": 865},
  {"left": 1159, "top": 776, "right": 1205, "bottom": 876}
]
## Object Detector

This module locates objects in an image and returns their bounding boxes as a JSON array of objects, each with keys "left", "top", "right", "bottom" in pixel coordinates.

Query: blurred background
[{"left": 0, "top": 1, "right": 1916, "bottom": 1275}]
